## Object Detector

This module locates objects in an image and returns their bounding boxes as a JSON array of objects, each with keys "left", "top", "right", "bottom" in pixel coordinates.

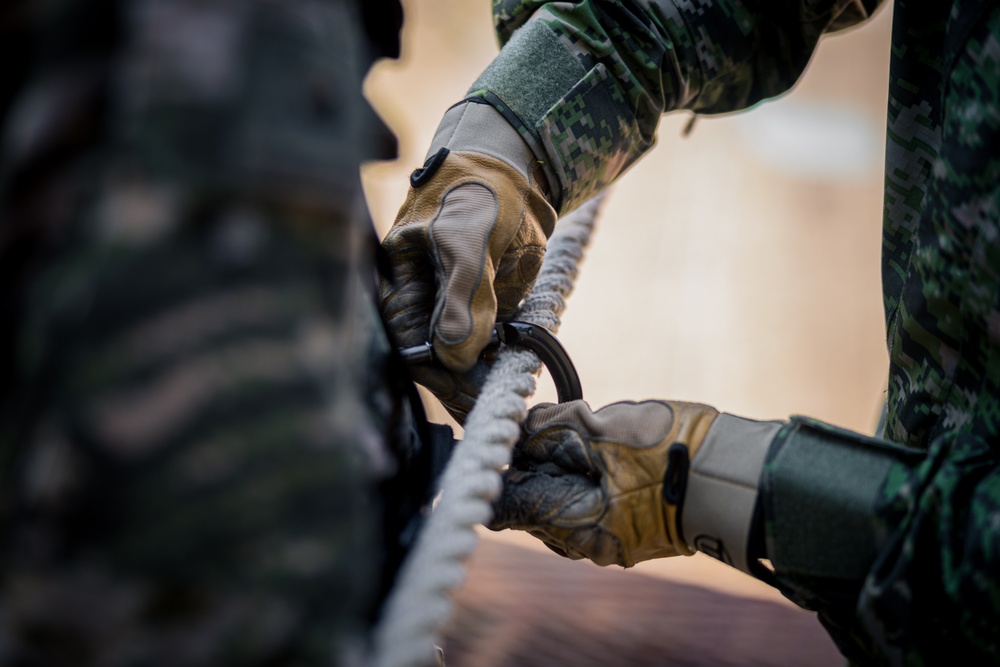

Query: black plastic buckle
[
  {"left": 662, "top": 442, "right": 690, "bottom": 506},
  {"left": 397, "top": 320, "right": 584, "bottom": 403}
]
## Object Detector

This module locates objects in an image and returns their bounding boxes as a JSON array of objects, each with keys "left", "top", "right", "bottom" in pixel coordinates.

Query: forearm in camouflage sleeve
[
  {"left": 761, "top": 420, "right": 1000, "bottom": 665},
  {"left": 468, "top": 0, "right": 885, "bottom": 212}
]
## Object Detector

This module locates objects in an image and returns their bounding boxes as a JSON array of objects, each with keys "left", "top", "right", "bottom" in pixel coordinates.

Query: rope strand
[{"left": 370, "top": 194, "right": 605, "bottom": 667}]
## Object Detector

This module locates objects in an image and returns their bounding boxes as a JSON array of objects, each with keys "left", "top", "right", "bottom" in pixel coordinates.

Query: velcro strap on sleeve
[{"left": 760, "top": 416, "right": 914, "bottom": 581}]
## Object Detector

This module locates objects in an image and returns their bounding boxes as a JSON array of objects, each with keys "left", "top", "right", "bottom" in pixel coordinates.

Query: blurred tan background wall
[
  {"left": 363, "top": 2, "right": 891, "bottom": 432},
  {"left": 362, "top": 1, "right": 894, "bottom": 661}
]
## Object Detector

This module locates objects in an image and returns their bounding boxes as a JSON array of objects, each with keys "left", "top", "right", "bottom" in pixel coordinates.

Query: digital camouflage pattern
[
  {"left": 470, "top": 0, "right": 881, "bottom": 213},
  {"left": 881, "top": 0, "right": 1000, "bottom": 449},
  {"left": 471, "top": 0, "right": 1000, "bottom": 664},
  {"left": 855, "top": 2, "right": 1000, "bottom": 663},
  {"left": 0, "top": 0, "right": 418, "bottom": 665}
]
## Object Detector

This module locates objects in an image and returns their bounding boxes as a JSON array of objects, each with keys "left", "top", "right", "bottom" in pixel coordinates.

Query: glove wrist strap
[
  {"left": 426, "top": 102, "right": 550, "bottom": 199},
  {"left": 681, "top": 414, "right": 782, "bottom": 575},
  {"left": 662, "top": 442, "right": 696, "bottom": 557}
]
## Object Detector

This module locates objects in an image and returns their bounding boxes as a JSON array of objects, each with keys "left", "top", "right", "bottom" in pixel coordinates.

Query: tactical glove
[
  {"left": 379, "top": 102, "right": 555, "bottom": 421},
  {"left": 489, "top": 399, "right": 781, "bottom": 573}
]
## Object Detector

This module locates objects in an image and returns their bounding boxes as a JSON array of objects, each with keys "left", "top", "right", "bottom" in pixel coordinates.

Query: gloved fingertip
[
  {"left": 432, "top": 326, "right": 494, "bottom": 373},
  {"left": 542, "top": 542, "right": 573, "bottom": 559},
  {"left": 485, "top": 508, "right": 518, "bottom": 533},
  {"left": 432, "top": 344, "right": 478, "bottom": 373}
]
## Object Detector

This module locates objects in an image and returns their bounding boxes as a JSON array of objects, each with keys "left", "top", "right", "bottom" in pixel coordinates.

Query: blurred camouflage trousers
[{"left": 0, "top": 0, "right": 408, "bottom": 665}]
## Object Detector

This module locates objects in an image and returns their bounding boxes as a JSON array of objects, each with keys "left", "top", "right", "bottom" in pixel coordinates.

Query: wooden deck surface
[{"left": 440, "top": 536, "right": 843, "bottom": 667}]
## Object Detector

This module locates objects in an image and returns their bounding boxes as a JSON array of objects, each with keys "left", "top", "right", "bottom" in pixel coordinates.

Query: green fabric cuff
[
  {"left": 468, "top": 20, "right": 653, "bottom": 214},
  {"left": 472, "top": 21, "right": 587, "bottom": 140},
  {"left": 761, "top": 417, "right": 911, "bottom": 582}
]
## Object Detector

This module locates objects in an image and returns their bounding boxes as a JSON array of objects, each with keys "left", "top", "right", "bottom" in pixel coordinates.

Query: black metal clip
[{"left": 397, "top": 321, "right": 584, "bottom": 403}]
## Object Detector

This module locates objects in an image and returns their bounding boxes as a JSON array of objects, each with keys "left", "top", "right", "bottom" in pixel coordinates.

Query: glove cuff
[
  {"left": 681, "top": 414, "right": 782, "bottom": 575},
  {"left": 427, "top": 101, "right": 552, "bottom": 204}
]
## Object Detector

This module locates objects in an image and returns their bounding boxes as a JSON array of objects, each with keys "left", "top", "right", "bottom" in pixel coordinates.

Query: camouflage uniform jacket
[
  {"left": 0, "top": 1, "right": 448, "bottom": 665},
  {"left": 470, "top": 0, "right": 1000, "bottom": 664}
]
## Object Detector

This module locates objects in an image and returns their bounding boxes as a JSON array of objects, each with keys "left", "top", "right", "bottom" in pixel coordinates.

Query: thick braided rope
[{"left": 370, "top": 195, "right": 604, "bottom": 667}]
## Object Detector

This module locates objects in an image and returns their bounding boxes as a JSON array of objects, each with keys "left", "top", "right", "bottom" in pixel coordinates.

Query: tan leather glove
[
  {"left": 379, "top": 103, "right": 555, "bottom": 421},
  {"left": 490, "top": 400, "right": 781, "bottom": 572}
]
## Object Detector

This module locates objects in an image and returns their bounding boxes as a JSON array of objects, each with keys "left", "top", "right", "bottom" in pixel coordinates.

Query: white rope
[{"left": 370, "top": 194, "right": 605, "bottom": 667}]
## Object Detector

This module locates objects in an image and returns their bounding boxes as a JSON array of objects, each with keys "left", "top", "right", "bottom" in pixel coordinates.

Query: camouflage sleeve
[
  {"left": 807, "top": 6, "right": 1000, "bottom": 662},
  {"left": 761, "top": 421, "right": 1000, "bottom": 665},
  {"left": 468, "top": 0, "right": 885, "bottom": 213},
  {"left": 0, "top": 0, "right": 410, "bottom": 664}
]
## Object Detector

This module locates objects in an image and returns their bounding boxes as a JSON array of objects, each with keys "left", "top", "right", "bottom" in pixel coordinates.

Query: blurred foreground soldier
[
  {"left": 380, "top": 0, "right": 1000, "bottom": 664},
  {"left": 0, "top": 1, "right": 451, "bottom": 665}
]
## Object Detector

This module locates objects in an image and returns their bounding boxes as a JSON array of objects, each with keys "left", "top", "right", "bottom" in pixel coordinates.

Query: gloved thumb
[{"left": 428, "top": 178, "right": 504, "bottom": 372}]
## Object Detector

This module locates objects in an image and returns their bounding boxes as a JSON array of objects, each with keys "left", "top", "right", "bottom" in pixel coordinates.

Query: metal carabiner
[{"left": 397, "top": 321, "right": 583, "bottom": 403}]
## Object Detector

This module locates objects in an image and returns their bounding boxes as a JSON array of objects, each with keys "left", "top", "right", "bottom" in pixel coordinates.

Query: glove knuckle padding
[
  {"left": 429, "top": 181, "right": 497, "bottom": 347},
  {"left": 530, "top": 428, "right": 594, "bottom": 474},
  {"left": 425, "top": 151, "right": 552, "bottom": 371},
  {"left": 535, "top": 400, "right": 676, "bottom": 447}
]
